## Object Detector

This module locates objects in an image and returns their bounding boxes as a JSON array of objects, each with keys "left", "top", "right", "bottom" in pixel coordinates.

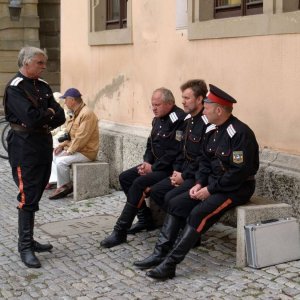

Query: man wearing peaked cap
[{"left": 146, "top": 84, "right": 259, "bottom": 280}]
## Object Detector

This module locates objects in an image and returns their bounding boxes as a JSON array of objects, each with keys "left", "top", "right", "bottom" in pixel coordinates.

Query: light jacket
[{"left": 61, "top": 102, "right": 99, "bottom": 160}]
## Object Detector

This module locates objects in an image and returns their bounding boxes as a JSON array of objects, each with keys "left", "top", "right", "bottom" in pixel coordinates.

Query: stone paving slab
[{"left": 1, "top": 159, "right": 300, "bottom": 299}]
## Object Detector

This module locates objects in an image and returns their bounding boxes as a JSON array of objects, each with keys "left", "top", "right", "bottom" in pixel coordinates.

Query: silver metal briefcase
[{"left": 245, "top": 218, "right": 300, "bottom": 268}]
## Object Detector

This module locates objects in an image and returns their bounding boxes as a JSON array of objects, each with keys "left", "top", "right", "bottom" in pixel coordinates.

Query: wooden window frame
[
  {"left": 106, "top": 0, "right": 127, "bottom": 30},
  {"left": 89, "top": 0, "right": 132, "bottom": 46},
  {"left": 188, "top": 0, "right": 300, "bottom": 40},
  {"left": 214, "top": 0, "right": 263, "bottom": 19}
]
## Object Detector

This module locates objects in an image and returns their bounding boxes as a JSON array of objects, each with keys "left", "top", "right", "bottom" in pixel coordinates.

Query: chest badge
[
  {"left": 232, "top": 151, "right": 244, "bottom": 164},
  {"left": 175, "top": 130, "right": 183, "bottom": 141}
]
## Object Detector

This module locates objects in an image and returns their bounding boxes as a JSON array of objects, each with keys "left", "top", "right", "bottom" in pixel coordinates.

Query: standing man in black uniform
[
  {"left": 133, "top": 79, "right": 209, "bottom": 269},
  {"left": 143, "top": 84, "right": 259, "bottom": 280},
  {"left": 3, "top": 46, "right": 66, "bottom": 268},
  {"left": 100, "top": 87, "right": 186, "bottom": 248}
]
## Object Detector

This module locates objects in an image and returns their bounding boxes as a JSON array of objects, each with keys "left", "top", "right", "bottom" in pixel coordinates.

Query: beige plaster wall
[{"left": 61, "top": 0, "right": 300, "bottom": 155}]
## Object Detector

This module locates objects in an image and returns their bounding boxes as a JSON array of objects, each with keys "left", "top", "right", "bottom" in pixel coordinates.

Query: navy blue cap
[{"left": 61, "top": 88, "right": 82, "bottom": 99}]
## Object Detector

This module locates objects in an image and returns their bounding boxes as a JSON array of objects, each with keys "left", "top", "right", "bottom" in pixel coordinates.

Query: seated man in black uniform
[
  {"left": 147, "top": 79, "right": 209, "bottom": 213},
  {"left": 137, "top": 84, "right": 259, "bottom": 280},
  {"left": 133, "top": 79, "right": 209, "bottom": 269},
  {"left": 100, "top": 87, "right": 186, "bottom": 248},
  {"left": 4, "top": 46, "right": 66, "bottom": 268}
]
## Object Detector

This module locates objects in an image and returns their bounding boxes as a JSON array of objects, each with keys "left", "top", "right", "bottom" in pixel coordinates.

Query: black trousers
[
  {"left": 150, "top": 177, "right": 195, "bottom": 211},
  {"left": 168, "top": 180, "right": 256, "bottom": 234},
  {"left": 119, "top": 166, "right": 171, "bottom": 208},
  {"left": 11, "top": 163, "right": 51, "bottom": 212}
]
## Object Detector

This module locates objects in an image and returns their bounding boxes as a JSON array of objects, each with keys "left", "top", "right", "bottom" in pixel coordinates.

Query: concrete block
[
  {"left": 236, "top": 203, "right": 293, "bottom": 267},
  {"left": 72, "top": 161, "right": 109, "bottom": 201},
  {"left": 146, "top": 198, "right": 166, "bottom": 227}
]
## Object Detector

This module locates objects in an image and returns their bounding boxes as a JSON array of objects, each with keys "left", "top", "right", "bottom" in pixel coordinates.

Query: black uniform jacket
[
  {"left": 143, "top": 105, "right": 186, "bottom": 172},
  {"left": 4, "top": 72, "right": 66, "bottom": 166},
  {"left": 195, "top": 115, "right": 259, "bottom": 194},
  {"left": 173, "top": 111, "right": 209, "bottom": 180}
]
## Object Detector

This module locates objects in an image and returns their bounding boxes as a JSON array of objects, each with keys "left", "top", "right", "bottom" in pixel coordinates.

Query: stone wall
[
  {"left": 0, "top": 0, "right": 60, "bottom": 115},
  {"left": 98, "top": 121, "right": 300, "bottom": 219}
]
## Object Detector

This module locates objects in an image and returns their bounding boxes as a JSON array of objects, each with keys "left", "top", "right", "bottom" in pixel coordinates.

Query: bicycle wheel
[{"left": 0, "top": 121, "right": 9, "bottom": 159}]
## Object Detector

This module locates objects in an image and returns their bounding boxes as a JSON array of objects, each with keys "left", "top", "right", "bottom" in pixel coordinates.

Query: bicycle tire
[{"left": 0, "top": 121, "right": 9, "bottom": 159}]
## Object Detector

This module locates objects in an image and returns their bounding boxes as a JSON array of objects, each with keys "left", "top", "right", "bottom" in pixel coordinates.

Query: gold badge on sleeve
[{"left": 232, "top": 151, "right": 244, "bottom": 164}]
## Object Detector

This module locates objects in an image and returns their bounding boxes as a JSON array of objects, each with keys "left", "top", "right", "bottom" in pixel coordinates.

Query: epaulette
[
  {"left": 38, "top": 78, "right": 49, "bottom": 85},
  {"left": 184, "top": 114, "right": 191, "bottom": 121},
  {"left": 10, "top": 77, "right": 23, "bottom": 86},
  {"left": 169, "top": 112, "right": 179, "bottom": 123},
  {"left": 201, "top": 115, "right": 209, "bottom": 125},
  {"left": 205, "top": 124, "right": 216, "bottom": 133},
  {"left": 227, "top": 124, "right": 236, "bottom": 138}
]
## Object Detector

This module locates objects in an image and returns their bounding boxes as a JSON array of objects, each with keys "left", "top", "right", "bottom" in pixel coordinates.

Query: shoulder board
[
  {"left": 205, "top": 124, "right": 216, "bottom": 133},
  {"left": 10, "top": 77, "right": 23, "bottom": 86},
  {"left": 169, "top": 112, "right": 179, "bottom": 123},
  {"left": 38, "top": 78, "right": 49, "bottom": 85},
  {"left": 184, "top": 114, "right": 191, "bottom": 121},
  {"left": 201, "top": 115, "right": 209, "bottom": 125},
  {"left": 227, "top": 124, "right": 236, "bottom": 138}
]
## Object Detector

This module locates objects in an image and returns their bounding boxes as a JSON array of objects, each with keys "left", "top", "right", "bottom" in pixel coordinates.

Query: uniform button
[
  {"left": 160, "top": 126, "right": 162, "bottom": 128},
  {"left": 193, "top": 138, "right": 195, "bottom": 141},
  {"left": 157, "top": 133, "right": 159, "bottom": 136},
  {"left": 163, "top": 134, "right": 165, "bottom": 137},
  {"left": 209, "top": 148, "right": 211, "bottom": 151},
  {"left": 189, "top": 130, "right": 191, "bottom": 132},
  {"left": 213, "top": 139, "right": 216, "bottom": 142},
  {"left": 222, "top": 152, "right": 224, "bottom": 155},
  {"left": 191, "top": 122, "right": 194, "bottom": 124}
]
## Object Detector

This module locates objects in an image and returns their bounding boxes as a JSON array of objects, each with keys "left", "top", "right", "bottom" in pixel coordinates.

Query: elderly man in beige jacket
[{"left": 49, "top": 88, "right": 99, "bottom": 200}]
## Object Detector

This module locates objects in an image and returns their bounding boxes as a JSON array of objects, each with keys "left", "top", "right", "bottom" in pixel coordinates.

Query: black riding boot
[
  {"left": 146, "top": 225, "right": 200, "bottom": 280},
  {"left": 30, "top": 212, "right": 53, "bottom": 253},
  {"left": 18, "top": 209, "right": 41, "bottom": 268},
  {"left": 100, "top": 202, "right": 138, "bottom": 248},
  {"left": 133, "top": 214, "right": 183, "bottom": 269},
  {"left": 127, "top": 203, "right": 156, "bottom": 234}
]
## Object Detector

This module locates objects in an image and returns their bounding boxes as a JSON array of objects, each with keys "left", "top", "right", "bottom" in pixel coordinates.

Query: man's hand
[
  {"left": 54, "top": 145, "right": 63, "bottom": 155},
  {"left": 170, "top": 171, "right": 183, "bottom": 187},
  {"left": 137, "top": 162, "right": 152, "bottom": 176},
  {"left": 189, "top": 183, "right": 202, "bottom": 199},
  {"left": 194, "top": 187, "right": 211, "bottom": 201}
]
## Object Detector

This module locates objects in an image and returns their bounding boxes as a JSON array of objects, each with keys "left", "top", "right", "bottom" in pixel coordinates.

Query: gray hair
[
  {"left": 153, "top": 87, "right": 175, "bottom": 104},
  {"left": 18, "top": 46, "right": 48, "bottom": 68}
]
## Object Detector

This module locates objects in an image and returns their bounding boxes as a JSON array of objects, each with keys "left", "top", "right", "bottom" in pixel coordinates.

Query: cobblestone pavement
[{"left": 1, "top": 159, "right": 300, "bottom": 300}]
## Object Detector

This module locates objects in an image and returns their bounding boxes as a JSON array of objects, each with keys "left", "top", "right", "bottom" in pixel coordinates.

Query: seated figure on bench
[
  {"left": 100, "top": 87, "right": 186, "bottom": 248},
  {"left": 49, "top": 88, "right": 99, "bottom": 200},
  {"left": 134, "top": 84, "right": 260, "bottom": 280},
  {"left": 148, "top": 79, "right": 209, "bottom": 214}
]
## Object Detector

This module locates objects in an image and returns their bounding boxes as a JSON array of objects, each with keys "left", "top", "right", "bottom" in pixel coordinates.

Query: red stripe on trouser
[
  {"left": 137, "top": 192, "right": 146, "bottom": 209},
  {"left": 17, "top": 166, "right": 26, "bottom": 209},
  {"left": 196, "top": 198, "right": 233, "bottom": 233}
]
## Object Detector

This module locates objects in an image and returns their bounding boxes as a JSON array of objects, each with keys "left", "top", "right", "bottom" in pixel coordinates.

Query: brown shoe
[{"left": 49, "top": 184, "right": 73, "bottom": 200}]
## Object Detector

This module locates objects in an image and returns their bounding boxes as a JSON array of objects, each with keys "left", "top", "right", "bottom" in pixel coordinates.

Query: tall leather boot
[
  {"left": 18, "top": 209, "right": 41, "bottom": 268},
  {"left": 146, "top": 225, "right": 200, "bottom": 280},
  {"left": 127, "top": 203, "right": 156, "bottom": 234},
  {"left": 30, "top": 212, "right": 53, "bottom": 253},
  {"left": 100, "top": 202, "right": 138, "bottom": 248},
  {"left": 133, "top": 214, "right": 183, "bottom": 269}
]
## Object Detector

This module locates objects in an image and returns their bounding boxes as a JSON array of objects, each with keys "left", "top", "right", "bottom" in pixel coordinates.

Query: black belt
[
  {"left": 246, "top": 175, "right": 255, "bottom": 181},
  {"left": 10, "top": 123, "right": 49, "bottom": 134}
]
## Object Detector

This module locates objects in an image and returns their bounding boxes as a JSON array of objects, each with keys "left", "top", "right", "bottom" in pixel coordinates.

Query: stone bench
[
  {"left": 72, "top": 161, "right": 110, "bottom": 201},
  {"left": 147, "top": 195, "right": 293, "bottom": 268}
]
